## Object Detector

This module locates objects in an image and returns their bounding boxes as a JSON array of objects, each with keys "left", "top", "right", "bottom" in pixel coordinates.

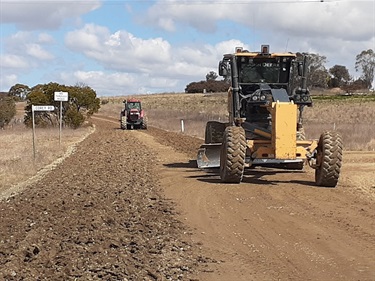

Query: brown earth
[{"left": 1, "top": 116, "right": 375, "bottom": 280}]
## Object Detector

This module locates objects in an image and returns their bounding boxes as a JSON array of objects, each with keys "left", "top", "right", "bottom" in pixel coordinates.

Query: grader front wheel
[
  {"left": 315, "top": 131, "right": 343, "bottom": 187},
  {"left": 220, "top": 126, "right": 246, "bottom": 183}
]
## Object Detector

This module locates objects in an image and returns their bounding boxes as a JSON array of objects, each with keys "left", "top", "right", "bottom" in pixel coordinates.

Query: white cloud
[
  {"left": 157, "top": 18, "right": 176, "bottom": 32},
  {"left": 61, "top": 28, "right": 253, "bottom": 95},
  {"left": 58, "top": 70, "right": 177, "bottom": 96},
  {"left": 0, "top": 54, "right": 30, "bottom": 69},
  {"left": 26, "top": 44, "right": 54, "bottom": 60},
  {"left": 65, "top": 24, "right": 173, "bottom": 73},
  {"left": 64, "top": 24, "right": 247, "bottom": 87},
  {"left": 1, "top": 0, "right": 101, "bottom": 30},
  {"left": 37, "top": 33, "right": 55, "bottom": 44},
  {"left": 0, "top": 74, "right": 18, "bottom": 91},
  {"left": 143, "top": 0, "right": 375, "bottom": 79},
  {"left": 1, "top": 0, "right": 374, "bottom": 95}
]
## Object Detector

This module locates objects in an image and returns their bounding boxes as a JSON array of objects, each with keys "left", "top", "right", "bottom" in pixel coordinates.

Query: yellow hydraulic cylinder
[{"left": 271, "top": 102, "right": 297, "bottom": 159}]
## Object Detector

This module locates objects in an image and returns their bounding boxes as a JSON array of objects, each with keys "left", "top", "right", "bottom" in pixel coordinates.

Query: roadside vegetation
[
  {"left": 0, "top": 101, "right": 94, "bottom": 193},
  {"left": 99, "top": 91, "right": 375, "bottom": 151},
  {"left": 1, "top": 90, "right": 374, "bottom": 195}
]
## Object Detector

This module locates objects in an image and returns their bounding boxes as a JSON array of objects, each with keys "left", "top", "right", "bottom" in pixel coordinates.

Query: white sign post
[
  {"left": 54, "top": 91, "right": 69, "bottom": 145},
  {"left": 32, "top": 105, "right": 55, "bottom": 160}
]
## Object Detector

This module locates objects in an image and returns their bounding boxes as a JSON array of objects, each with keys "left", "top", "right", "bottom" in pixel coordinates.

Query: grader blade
[{"left": 197, "top": 143, "right": 221, "bottom": 168}]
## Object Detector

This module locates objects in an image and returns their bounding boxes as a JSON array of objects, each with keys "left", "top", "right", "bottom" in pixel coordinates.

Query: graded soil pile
[{"left": 0, "top": 119, "right": 201, "bottom": 280}]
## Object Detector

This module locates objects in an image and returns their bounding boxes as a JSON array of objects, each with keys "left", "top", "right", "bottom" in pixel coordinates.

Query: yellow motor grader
[{"left": 197, "top": 45, "right": 343, "bottom": 187}]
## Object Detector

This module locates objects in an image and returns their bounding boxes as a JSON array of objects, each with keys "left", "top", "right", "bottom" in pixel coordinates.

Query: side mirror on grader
[{"left": 197, "top": 45, "right": 343, "bottom": 187}]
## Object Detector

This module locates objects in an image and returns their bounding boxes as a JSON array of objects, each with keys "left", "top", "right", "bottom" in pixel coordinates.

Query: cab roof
[{"left": 224, "top": 52, "right": 297, "bottom": 59}]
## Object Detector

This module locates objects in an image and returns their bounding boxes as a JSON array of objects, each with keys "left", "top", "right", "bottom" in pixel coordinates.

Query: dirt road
[{"left": 1, "top": 116, "right": 375, "bottom": 280}]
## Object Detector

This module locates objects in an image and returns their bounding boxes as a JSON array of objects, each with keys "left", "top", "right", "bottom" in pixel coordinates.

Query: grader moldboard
[
  {"left": 120, "top": 98, "right": 148, "bottom": 130},
  {"left": 197, "top": 45, "right": 343, "bottom": 187}
]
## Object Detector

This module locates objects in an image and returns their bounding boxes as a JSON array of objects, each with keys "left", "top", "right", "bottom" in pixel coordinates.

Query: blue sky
[{"left": 1, "top": 0, "right": 374, "bottom": 96}]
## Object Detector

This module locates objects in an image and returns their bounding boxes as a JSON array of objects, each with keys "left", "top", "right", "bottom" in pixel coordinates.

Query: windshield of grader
[{"left": 238, "top": 57, "right": 291, "bottom": 84}]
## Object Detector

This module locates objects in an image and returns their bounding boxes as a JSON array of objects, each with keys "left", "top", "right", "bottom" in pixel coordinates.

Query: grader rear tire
[
  {"left": 120, "top": 116, "right": 127, "bottom": 130},
  {"left": 315, "top": 131, "right": 343, "bottom": 187},
  {"left": 205, "top": 121, "right": 226, "bottom": 144},
  {"left": 220, "top": 126, "right": 246, "bottom": 183}
]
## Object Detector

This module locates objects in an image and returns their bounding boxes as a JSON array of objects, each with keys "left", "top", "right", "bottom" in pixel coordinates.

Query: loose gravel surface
[
  {"left": 1, "top": 116, "right": 375, "bottom": 281},
  {"left": 0, "top": 119, "right": 204, "bottom": 280}
]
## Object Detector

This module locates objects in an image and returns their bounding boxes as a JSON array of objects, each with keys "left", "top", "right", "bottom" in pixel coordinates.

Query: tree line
[
  {"left": 0, "top": 82, "right": 100, "bottom": 129},
  {"left": 185, "top": 49, "right": 375, "bottom": 93}
]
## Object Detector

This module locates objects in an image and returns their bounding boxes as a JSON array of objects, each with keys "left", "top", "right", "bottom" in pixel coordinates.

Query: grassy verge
[{"left": 0, "top": 123, "right": 93, "bottom": 194}]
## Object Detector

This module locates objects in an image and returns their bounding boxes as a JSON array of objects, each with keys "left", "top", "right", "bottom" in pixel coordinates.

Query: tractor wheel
[
  {"left": 205, "top": 121, "right": 226, "bottom": 144},
  {"left": 120, "top": 116, "right": 127, "bottom": 130},
  {"left": 315, "top": 131, "right": 343, "bottom": 187},
  {"left": 142, "top": 117, "right": 148, "bottom": 129},
  {"left": 220, "top": 126, "right": 246, "bottom": 183}
]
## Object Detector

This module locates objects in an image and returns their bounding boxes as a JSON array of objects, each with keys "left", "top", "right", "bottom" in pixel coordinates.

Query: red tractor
[{"left": 120, "top": 98, "right": 147, "bottom": 130}]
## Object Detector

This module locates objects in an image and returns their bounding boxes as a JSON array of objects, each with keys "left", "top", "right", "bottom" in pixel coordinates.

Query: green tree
[
  {"left": 329, "top": 65, "right": 351, "bottom": 88},
  {"left": 185, "top": 80, "right": 229, "bottom": 93},
  {"left": 355, "top": 49, "right": 375, "bottom": 89},
  {"left": 304, "top": 53, "right": 329, "bottom": 88},
  {"left": 0, "top": 95, "right": 16, "bottom": 129},
  {"left": 24, "top": 88, "right": 57, "bottom": 127},
  {"left": 8, "top": 84, "right": 31, "bottom": 101},
  {"left": 24, "top": 82, "right": 100, "bottom": 128},
  {"left": 206, "top": 71, "right": 218, "bottom": 81}
]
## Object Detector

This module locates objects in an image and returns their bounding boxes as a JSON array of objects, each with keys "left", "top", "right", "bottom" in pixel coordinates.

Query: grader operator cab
[{"left": 197, "top": 45, "right": 343, "bottom": 187}]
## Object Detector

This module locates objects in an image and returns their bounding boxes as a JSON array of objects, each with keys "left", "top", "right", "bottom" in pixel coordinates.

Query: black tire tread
[
  {"left": 220, "top": 126, "right": 246, "bottom": 183},
  {"left": 315, "top": 131, "right": 343, "bottom": 187},
  {"left": 120, "top": 116, "right": 127, "bottom": 130}
]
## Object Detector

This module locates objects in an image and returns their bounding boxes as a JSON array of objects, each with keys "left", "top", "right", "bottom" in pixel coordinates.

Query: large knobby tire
[
  {"left": 205, "top": 121, "right": 226, "bottom": 144},
  {"left": 220, "top": 126, "right": 246, "bottom": 183},
  {"left": 120, "top": 116, "right": 127, "bottom": 130},
  {"left": 142, "top": 117, "right": 148, "bottom": 130},
  {"left": 315, "top": 131, "right": 343, "bottom": 187}
]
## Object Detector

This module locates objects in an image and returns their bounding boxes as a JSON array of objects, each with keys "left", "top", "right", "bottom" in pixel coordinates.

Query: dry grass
[
  {"left": 100, "top": 92, "right": 375, "bottom": 151},
  {"left": 0, "top": 122, "right": 94, "bottom": 193}
]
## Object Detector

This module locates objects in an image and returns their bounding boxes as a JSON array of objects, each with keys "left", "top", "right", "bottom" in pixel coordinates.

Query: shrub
[
  {"left": 185, "top": 80, "right": 229, "bottom": 93},
  {"left": 65, "top": 108, "right": 85, "bottom": 129},
  {"left": 0, "top": 96, "right": 16, "bottom": 129}
]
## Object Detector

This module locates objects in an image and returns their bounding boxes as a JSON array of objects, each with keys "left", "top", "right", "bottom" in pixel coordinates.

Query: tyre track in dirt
[{"left": 131, "top": 121, "right": 375, "bottom": 280}]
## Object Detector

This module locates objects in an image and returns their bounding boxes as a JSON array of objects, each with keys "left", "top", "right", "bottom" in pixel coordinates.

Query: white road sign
[
  {"left": 54, "top": 91, "right": 69, "bottom": 101},
  {"left": 32, "top": 105, "right": 55, "bottom": 111}
]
